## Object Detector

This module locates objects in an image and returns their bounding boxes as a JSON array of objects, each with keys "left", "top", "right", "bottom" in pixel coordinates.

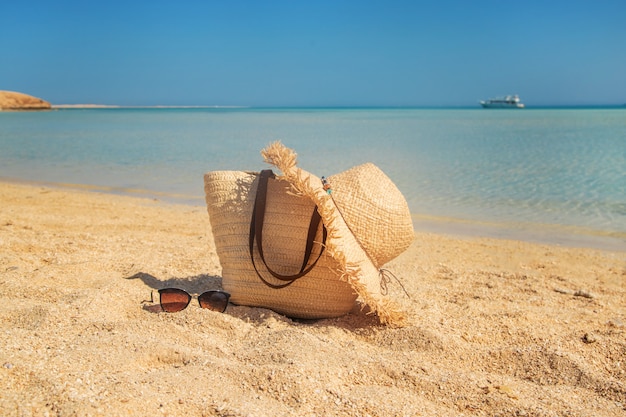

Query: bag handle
[{"left": 249, "top": 170, "right": 327, "bottom": 289}]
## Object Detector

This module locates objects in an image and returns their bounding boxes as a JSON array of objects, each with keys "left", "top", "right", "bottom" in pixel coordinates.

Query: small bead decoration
[{"left": 321, "top": 176, "right": 332, "bottom": 194}]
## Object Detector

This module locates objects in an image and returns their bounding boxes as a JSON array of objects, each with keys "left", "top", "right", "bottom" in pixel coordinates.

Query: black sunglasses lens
[
  {"left": 159, "top": 288, "right": 191, "bottom": 312},
  {"left": 198, "top": 291, "right": 230, "bottom": 312}
]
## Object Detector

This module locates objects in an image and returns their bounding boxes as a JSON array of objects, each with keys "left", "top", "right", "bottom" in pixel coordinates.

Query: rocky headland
[{"left": 0, "top": 90, "right": 51, "bottom": 110}]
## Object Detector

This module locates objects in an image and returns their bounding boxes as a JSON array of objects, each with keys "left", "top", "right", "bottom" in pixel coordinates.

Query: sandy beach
[{"left": 0, "top": 180, "right": 624, "bottom": 416}]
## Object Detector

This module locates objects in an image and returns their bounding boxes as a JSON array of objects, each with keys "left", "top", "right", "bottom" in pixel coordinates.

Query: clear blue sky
[{"left": 2, "top": 0, "right": 625, "bottom": 107}]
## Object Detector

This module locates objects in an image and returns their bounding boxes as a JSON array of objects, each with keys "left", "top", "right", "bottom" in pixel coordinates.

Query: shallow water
[{"left": 1, "top": 107, "right": 624, "bottom": 250}]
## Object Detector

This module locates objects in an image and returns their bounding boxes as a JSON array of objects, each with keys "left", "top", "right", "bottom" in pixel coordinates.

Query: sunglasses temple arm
[{"left": 140, "top": 290, "right": 156, "bottom": 305}]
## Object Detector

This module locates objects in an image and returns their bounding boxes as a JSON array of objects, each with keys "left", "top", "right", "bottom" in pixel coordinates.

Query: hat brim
[{"left": 261, "top": 141, "right": 406, "bottom": 326}]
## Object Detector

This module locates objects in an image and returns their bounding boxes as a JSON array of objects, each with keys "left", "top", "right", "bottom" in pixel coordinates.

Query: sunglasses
[{"left": 157, "top": 288, "right": 230, "bottom": 313}]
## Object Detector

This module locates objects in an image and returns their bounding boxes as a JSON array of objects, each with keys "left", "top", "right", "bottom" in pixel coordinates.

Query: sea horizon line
[{"left": 50, "top": 104, "right": 626, "bottom": 110}]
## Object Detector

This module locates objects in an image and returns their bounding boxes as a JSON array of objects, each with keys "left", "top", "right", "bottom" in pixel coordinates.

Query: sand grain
[{"left": 1, "top": 181, "right": 624, "bottom": 416}]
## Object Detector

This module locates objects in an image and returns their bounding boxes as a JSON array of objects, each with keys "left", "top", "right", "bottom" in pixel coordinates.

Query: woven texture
[
  {"left": 260, "top": 142, "right": 414, "bottom": 325},
  {"left": 204, "top": 142, "right": 414, "bottom": 325},
  {"left": 204, "top": 170, "right": 357, "bottom": 319},
  {"left": 329, "top": 163, "right": 414, "bottom": 267}
]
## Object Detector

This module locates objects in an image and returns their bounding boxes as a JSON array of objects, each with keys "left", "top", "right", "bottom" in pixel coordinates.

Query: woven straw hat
[{"left": 204, "top": 142, "right": 414, "bottom": 325}]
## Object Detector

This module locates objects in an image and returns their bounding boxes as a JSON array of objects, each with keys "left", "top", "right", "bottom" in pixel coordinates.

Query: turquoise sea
[{"left": 1, "top": 107, "right": 624, "bottom": 250}]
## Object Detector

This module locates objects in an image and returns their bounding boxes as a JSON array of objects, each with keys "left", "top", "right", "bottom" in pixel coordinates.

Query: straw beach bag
[{"left": 204, "top": 142, "right": 414, "bottom": 325}]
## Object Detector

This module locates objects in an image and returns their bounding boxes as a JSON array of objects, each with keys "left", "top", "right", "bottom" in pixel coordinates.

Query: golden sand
[{"left": 0, "top": 181, "right": 624, "bottom": 416}]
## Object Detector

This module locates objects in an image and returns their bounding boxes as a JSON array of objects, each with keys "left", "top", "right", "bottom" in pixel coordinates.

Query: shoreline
[
  {"left": 412, "top": 213, "right": 626, "bottom": 253},
  {"left": 1, "top": 179, "right": 624, "bottom": 415},
  {"left": 2, "top": 177, "right": 623, "bottom": 252}
]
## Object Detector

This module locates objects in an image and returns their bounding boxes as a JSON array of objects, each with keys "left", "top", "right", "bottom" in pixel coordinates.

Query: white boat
[{"left": 480, "top": 95, "right": 525, "bottom": 108}]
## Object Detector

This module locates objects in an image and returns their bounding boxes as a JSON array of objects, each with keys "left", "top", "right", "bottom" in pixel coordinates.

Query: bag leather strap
[{"left": 249, "top": 170, "right": 327, "bottom": 289}]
